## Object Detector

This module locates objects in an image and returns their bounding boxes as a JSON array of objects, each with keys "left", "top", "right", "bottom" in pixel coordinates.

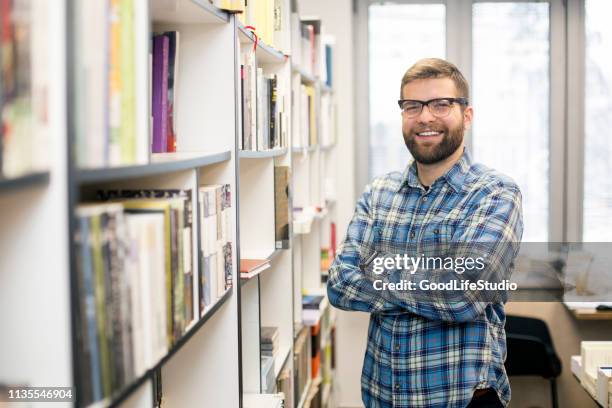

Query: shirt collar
[{"left": 399, "top": 148, "right": 472, "bottom": 193}]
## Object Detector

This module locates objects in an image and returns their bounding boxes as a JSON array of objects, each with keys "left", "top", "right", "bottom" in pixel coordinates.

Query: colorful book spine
[
  {"left": 108, "top": 0, "right": 122, "bottom": 165},
  {"left": 152, "top": 35, "right": 169, "bottom": 153},
  {"left": 164, "top": 31, "right": 179, "bottom": 153},
  {"left": 119, "top": 0, "right": 136, "bottom": 164}
]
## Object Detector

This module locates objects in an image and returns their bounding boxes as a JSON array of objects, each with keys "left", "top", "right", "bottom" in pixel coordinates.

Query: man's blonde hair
[{"left": 400, "top": 58, "right": 469, "bottom": 100}]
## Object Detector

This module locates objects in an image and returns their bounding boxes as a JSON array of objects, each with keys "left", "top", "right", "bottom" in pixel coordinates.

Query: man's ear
[{"left": 463, "top": 106, "right": 473, "bottom": 130}]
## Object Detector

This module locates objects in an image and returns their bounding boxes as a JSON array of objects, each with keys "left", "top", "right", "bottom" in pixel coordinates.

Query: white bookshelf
[
  {"left": 0, "top": 0, "right": 338, "bottom": 407},
  {"left": 0, "top": 0, "right": 72, "bottom": 397}
]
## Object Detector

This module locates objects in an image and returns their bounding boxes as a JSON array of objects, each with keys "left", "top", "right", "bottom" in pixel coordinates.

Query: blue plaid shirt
[{"left": 327, "top": 149, "right": 523, "bottom": 408}]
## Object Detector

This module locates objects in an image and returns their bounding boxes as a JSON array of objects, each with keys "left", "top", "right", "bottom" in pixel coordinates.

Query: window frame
[{"left": 355, "top": 0, "right": 568, "bottom": 242}]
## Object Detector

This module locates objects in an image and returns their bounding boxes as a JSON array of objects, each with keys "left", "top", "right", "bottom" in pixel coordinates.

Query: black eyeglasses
[{"left": 397, "top": 97, "right": 468, "bottom": 118}]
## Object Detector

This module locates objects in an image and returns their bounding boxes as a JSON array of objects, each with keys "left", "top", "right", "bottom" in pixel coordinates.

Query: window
[
  {"left": 472, "top": 3, "right": 550, "bottom": 241},
  {"left": 583, "top": 0, "right": 612, "bottom": 241},
  {"left": 368, "top": 3, "right": 445, "bottom": 180}
]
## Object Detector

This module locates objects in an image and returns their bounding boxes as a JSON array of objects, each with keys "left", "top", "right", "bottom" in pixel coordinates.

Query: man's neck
[{"left": 415, "top": 146, "right": 464, "bottom": 188}]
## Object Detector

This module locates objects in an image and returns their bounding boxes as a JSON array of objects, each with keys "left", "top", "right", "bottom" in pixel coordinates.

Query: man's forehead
[{"left": 401, "top": 77, "right": 458, "bottom": 99}]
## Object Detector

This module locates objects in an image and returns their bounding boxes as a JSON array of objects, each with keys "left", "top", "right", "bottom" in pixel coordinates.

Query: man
[{"left": 327, "top": 58, "right": 523, "bottom": 408}]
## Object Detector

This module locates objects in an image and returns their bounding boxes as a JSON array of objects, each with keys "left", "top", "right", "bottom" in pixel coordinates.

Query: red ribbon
[{"left": 245, "top": 25, "right": 258, "bottom": 52}]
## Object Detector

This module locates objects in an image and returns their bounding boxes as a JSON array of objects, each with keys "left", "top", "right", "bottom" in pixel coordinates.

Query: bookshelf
[
  {"left": 0, "top": 172, "right": 51, "bottom": 194},
  {"left": 0, "top": 0, "right": 338, "bottom": 407}
]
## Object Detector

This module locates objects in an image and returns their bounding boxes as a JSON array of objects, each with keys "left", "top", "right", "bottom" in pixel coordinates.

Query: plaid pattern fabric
[{"left": 327, "top": 149, "right": 523, "bottom": 408}]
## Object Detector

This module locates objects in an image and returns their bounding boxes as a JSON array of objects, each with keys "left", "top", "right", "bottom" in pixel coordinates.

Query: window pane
[
  {"left": 583, "top": 0, "right": 612, "bottom": 241},
  {"left": 472, "top": 3, "right": 550, "bottom": 241},
  {"left": 368, "top": 4, "right": 445, "bottom": 180}
]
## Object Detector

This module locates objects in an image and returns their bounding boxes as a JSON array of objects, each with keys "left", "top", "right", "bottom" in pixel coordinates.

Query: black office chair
[{"left": 504, "top": 315, "right": 562, "bottom": 408}]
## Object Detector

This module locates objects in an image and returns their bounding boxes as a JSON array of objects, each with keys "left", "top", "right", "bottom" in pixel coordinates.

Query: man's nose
[{"left": 417, "top": 104, "right": 436, "bottom": 123}]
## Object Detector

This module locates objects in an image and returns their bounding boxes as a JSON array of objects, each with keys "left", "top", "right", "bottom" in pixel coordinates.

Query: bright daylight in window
[
  {"left": 472, "top": 3, "right": 550, "bottom": 242},
  {"left": 368, "top": 4, "right": 445, "bottom": 180},
  {"left": 583, "top": 0, "right": 612, "bottom": 242}
]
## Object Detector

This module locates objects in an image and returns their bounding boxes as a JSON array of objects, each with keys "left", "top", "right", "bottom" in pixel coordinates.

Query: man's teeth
[{"left": 417, "top": 131, "right": 441, "bottom": 136}]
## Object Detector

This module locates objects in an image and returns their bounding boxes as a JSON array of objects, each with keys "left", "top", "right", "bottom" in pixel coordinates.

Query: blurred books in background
[{"left": 1, "top": 0, "right": 49, "bottom": 179}]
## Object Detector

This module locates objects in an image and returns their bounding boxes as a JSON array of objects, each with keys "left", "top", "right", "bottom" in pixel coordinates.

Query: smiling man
[{"left": 327, "top": 58, "right": 523, "bottom": 407}]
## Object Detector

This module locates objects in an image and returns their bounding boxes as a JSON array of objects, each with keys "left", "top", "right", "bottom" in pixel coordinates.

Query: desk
[{"left": 564, "top": 302, "right": 612, "bottom": 321}]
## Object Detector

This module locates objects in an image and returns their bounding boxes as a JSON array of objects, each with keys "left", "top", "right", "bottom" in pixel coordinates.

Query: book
[
  {"left": 163, "top": 31, "right": 179, "bottom": 153},
  {"left": 240, "top": 258, "right": 271, "bottom": 279},
  {"left": 302, "top": 295, "right": 327, "bottom": 326},
  {"left": 74, "top": 0, "right": 148, "bottom": 168},
  {"left": 199, "top": 184, "right": 233, "bottom": 315},
  {"left": 119, "top": 0, "right": 136, "bottom": 165},
  {"left": 274, "top": 166, "right": 290, "bottom": 248},
  {"left": 294, "top": 326, "right": 311, "bottom": 405},
  {"left": 0, "top": 0, "right": 49, "bottom": 178},
  {"left": 152, "top": 35, "right": 169, "bottom": 153},
  {"left": 97, "top": 189, "right": 195, "bottom": 333},
  {"left": 76, "top": 201, "right": 179, "bottom": 404}
]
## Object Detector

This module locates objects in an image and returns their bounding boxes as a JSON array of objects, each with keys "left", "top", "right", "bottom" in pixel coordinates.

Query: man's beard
[{"left": 403, "top": 122, "right": 464, "bottom": 165}]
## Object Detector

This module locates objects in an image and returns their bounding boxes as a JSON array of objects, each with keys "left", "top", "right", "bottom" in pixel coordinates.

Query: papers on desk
[
  {"left": 564, "top": 301, "right": 612, "bottom": 310},
  {"left": 572, "top": 342, "right": 612, "bottom": 407}
]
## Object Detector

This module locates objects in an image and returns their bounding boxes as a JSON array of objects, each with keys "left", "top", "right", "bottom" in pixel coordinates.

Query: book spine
[
  {"left": 91, "top": 214, "right": 112, "bottom": 398},
  {"left": 151, "top": 35, "right": 169, "bottom": 153},
  {"left": 240, "top": 65, "right": 245, "bottom": 150},
  {"left": 107, "top": 210, "right": 126, "bottom": 390},
  {"left": 164, "top": 31, "right": 178, "bottom": 152},
  {"left": 75, "top": 215, "right": 94, "bottom": 404},
  {"left": 270, "top": 76, "right": 277, "bottom": 148},
  {"left": 120, "top": 0, "right": 136, "bottom": 164},
  {"left": 182, "top": 194, "right": 194, "bottom": 326},
  {"left": 134, "top": 0, "right": 149, "bottom": 164},
  {"left": 248, "top": 55, "right": 257, "bottom": 150},
  {"left": 256, "top": 68, "right": 263, "bottom": 150},
  {"left": 108, "top": 0, "right": 122, "bottom": 165}
]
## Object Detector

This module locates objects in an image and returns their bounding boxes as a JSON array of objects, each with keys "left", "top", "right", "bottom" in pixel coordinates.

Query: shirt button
[
  {"left": 410, "top": 232, "right": 415, "bottom": 239},
  {"left": 395, "top": 344, "right": 400, "bottom": 351},
  {"left": 395, "top": 384, "right": 400, "bottom": 390},
  {"left": 433, "top": 229, "right": 440, "bottom": 234},
  {"left": 422, "top": 196, "right": 428, "bottom": 202}
]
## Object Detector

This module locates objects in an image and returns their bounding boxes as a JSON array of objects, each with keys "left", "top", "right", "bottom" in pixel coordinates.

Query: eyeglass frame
[{"left": 397, "top": 97, "right": 469, "bottom": 118}]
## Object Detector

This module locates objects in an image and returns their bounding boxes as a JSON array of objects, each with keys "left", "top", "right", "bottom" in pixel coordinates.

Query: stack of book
[
  {"left": 96, "top": 188, "right": 196, "bottom": 340},
  {"left": 294, "top": 326, "right": 311, "bottom": 406},
  {"left": 75, "top": 193, "right": 191, "bottom": 406},
  {"left": 75, "top": 0, "right": 149, "bottom": 168},
  {"left": 199, "top": 184, "right": 233, "bottom": 315},
  {"left": 240, "top": 258, "right": 271, "bottom": 279},
  {"left": 239, "top": 52, "right": 287, "bottom": 151},
  {"left": 151, "top": 31, "right": 180, "bottom": 153},
  {"left": 302, "top": 294, "right": 325, "bottom": 326},
  {"left": 74, "top": 185, "right": 234, "bottom": 406},
  {"left": 261, "top": 326, "right": 280, "bottom": 360},
  {"left": 1, "top": 0, "right": 49, "bottom": 178}
]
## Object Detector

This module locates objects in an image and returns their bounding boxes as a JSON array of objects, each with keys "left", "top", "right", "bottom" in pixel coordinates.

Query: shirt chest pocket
[
  {"left": 371, "top": 221, "right": 456, "bottom": 256},
  {"left": 417, "top": 222, "right": 455, "bottom": 257}
]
